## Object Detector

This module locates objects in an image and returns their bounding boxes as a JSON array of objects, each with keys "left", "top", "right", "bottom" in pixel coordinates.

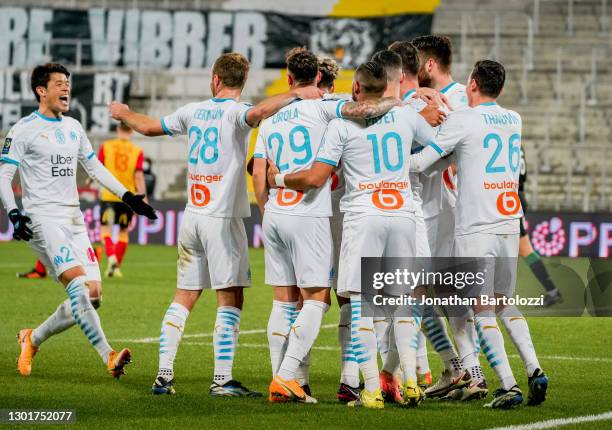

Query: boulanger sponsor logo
[{"left": 50, "top": 154, "right": 75, "bottom": 177}]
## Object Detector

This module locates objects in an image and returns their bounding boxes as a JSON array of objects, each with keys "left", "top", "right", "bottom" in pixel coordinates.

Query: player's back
[
  {"left": 325, "top": 106, "right": 432, "bottom": 217},
  {"left": 162, "top": 98, "right": 252, "bottom": 218},
  {"left": 99, "top": 138, "right": 143, "bottom": 202},
  {"left": 257, "top": 98, "right": 343, "bottom": 217},
  {"left": 451, "top": 102, "right": 523, "bottom": 235}
]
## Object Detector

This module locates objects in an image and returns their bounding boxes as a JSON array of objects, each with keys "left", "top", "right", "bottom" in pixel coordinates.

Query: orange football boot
[{"left": 17, "top": 329, "right": 39, "bottom": 376}]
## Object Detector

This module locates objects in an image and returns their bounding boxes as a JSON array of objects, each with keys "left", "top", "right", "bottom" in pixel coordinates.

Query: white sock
[
  {"left": 31, "top": 298, "right": 76, "bottom": 346},
  {"left": 475, "top": 313, "right": 516, "bottom": 390},
  {"left": 374, "top": 317, "right": 391, "bottom": 363},
  {"left": 416, "top": 331, "right": 430, "bottom": 374},
  {"left": 158, "top": 302, "right": 190, "bottom": 378},
  {"left": 213, "top": 306, "right": 241, "bottom": 385},
  {"left": 448, "top": 314, "right": 481, "bottom": 373},
  {"left": 498, "top": 305, "right": 541, "bottom": 376},
  {"left": 350, "top": 297, "right": 379, "bottom": 392},
  {"left": 423, "top": 314, "right": 459, "bottom": 371},
  {"left": 277, "top": 300, "right": 329, "bottom": 381},
  {"left": 66, "top": 277, "right": 112, "bottom": 363},
  {"left": 267, "top": 300, "right": 298, "bottom": 376},
  {"left": 296, "top": 351, "right": 310, "bottom": 386},
  {"left": 338, "top": 303, "right": 359, "bottom": 387},
  {"left": 392, "top": 316, "right": 420, "bottom": 383}
]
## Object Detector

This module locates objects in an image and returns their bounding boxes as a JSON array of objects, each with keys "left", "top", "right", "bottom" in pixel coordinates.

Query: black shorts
[
  {"left": 100, "top": 201, "right": 133, "bottom": 229},
  {"left": 519, "top": 191, "right": 528, "bottom": 237}
]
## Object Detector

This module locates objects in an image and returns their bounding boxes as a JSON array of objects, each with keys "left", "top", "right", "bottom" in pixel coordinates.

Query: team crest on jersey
[
  {"left": 55, "top": 129, "right": 66, "bottom": 145},
  {"left": 2, "top": 138, "right": 11, "bottom": 155},
  {"left": 310, "top": 19, "right": 373, "bottom": 68},
  {"left": 70, "top": 130, "right": 78, "bottom": 142}
]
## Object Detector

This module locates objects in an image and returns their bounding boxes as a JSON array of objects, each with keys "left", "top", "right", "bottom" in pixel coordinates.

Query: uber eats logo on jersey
[
  {"left": 50, "top": 154, "right": 75, "bottom": 177},
  {"left": 2, "top": 138, "right": 11, "bottom": 154}
]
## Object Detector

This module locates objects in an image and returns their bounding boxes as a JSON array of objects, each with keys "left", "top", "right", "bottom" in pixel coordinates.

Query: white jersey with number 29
[{"left": 435, "top": 102, "right": 523, "bottom": 235}]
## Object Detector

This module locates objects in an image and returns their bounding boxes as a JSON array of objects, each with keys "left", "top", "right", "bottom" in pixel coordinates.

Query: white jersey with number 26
[
  {"left": 435, "top": 102, "right": 523, "bottom": 235},
  {"left": 161, "top": 98, "right": 252, "bottom": 218},
  {"left": 316, "top": 105, "right": 436, "bottom": 217}
]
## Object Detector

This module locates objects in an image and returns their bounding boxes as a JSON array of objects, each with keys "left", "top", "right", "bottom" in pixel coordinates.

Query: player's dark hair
[
  {"left": 318, "top": 55, "right": 340, "bottom": 90},
  {"left": 212, "top": 53, "right": 250, "bottom": 89},
  {"left": 30, "top": 63, "right": 70, "bottom": 102},
  {"left": 411, "top": 35, "right": 453, "bottom": 72},
  {"left": 118, "top": 122, "right": 132, "bottom": 132},
  {"left": 388, "top": 41, "right": 420, "bottom": 76},
  {"left": 355, "top": 61, "right": 387, "bottom": 96},
  {"left": 371, "top": 50, "right": 402, "bottom": 81},
  {"left": 286, "top": 47, "right": 319, "bottom": 85},
  {"left": 471, "top": 60, "right": 505, "bottom": 98}
]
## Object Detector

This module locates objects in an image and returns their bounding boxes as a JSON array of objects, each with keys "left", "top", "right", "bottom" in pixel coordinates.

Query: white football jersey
[
  {"left": 254, "top": 98, "right": 346, "bottom": 217},
  {"left": 402, "top": 90, "right": 427, "bottom": 207},
  {"left": 316, "top": 106, "right": 436, "bottom": 217},
  {"left": 435, "top": 102, "right": 523, "bottom": 235},
  {"left": 420, "top": 81, "right": 468, "bottom": 218},
  {"left": 1, "top": 111, "right": 97, "bottom": 219},
  {"left": 162, "top": 98, "right": 252, "bottom": 218}
]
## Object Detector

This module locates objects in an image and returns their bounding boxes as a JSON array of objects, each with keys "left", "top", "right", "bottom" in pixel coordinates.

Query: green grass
[{"left": 0, "top": 242, "right": 611, "bottom": 429}]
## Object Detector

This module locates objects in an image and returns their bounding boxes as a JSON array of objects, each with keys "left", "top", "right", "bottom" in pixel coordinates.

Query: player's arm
[
  {"left": 251, "top": 132, "right": 269, "bottom": 216},
  {"left": 410, "top": 113, "right": 461, "bottom": 173},
  {"left": 245, "top": 86, "right": 324, "bottom": 127},
  {"left": 340, "top": 97, "right": 401, "bottom": 119},
  {"left": 108, "top": 101, "right": 165, "bottom": 137},
  {"left": 268, "top": 161, "right": 334, "bottom": 191},
  {"left": 134, "top": 150, "right": 147, "bottom": 199}
]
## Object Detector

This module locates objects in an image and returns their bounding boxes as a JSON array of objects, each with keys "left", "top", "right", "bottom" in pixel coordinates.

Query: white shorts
[
  {"left": 415, "top": 212, "right": 431, "bottom": 258},
  {"left": 425, "top": 209, "right": 455, "bottom": 257},
  {"left": 453, "top": 232, "right": 519, "bottom": 297},
  {"left": 337, "top": 215, "right": 416, "bottom": 298},
  {"left": 330, "top": 201, "right": 344, "bottom": 289},
  {"left": 177, "top": 211, "right": 251, "bottom": 290},
  {"left": 262, "top": 212, "right": 332, "bottom": 288},
  {"left": 29, "top": 215, "right": 101, "bottom": 282}
]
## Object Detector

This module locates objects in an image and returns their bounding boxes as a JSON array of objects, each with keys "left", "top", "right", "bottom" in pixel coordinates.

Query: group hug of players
[{"left": 1, "top": 34, "right": 555, "bottom": 410}]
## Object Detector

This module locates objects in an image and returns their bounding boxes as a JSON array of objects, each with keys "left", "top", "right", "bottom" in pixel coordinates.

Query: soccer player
[
  {"left": 266, "top": 61, "right": 438, "bottom": 408},
  {"left": 110, "top": 52, "right": 325, "bottom": 397},
  {"left": 410, "top": 60, "right": 549, "bottom": 409},
  {"left": 98, "top": 122, "right": 146, "bottom": 278},
  {"left": 17, "top": 259, "right": 47, "bottom": 279},
  {"left": 252, "top": 48, "right": 401, "bottom": 404},
  {"left": 0, "top": 62, "right": 156, "bottom": 378},
  {"left": 518, "top": 148, "right": 562, "bottom": 306},
  {"left": 411, "top": 35, "right": 487, "bottom": 400}
]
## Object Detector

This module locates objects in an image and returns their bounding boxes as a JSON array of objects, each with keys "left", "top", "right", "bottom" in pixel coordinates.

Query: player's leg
[
  {"left": 153, "top": 212, "right": 202, "bottom": 394},
  {"left": 113, "top": 204, "right": 134, "bottom": 277},
  {"left": 520, "top": 232, "right": 562, "bottom": 306},
  {"left": 100, "top": 202, "right": 117, "bottom": 277},
  {"left": 17, "top": 259, "right": 47, "bottom": 279},
  {"left": 268, "top": 287, "right": 300, "bottom": 377}
]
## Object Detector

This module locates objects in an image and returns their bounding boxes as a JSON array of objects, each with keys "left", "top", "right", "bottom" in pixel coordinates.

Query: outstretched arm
[
  {"left": 340, "top": 97, "right": 401, "bottom": 119},
  {"left": 109, "top": 102, "right": 164, "bottom": 137},
  {"left": 252, "top": 157, "right": 269, "bottom": 216},
  {"left": 267, "top": 161, "right": 334, "bottom": 191},
  {"left": 245, "top": 86, "right": 323, "bottom": 127}
]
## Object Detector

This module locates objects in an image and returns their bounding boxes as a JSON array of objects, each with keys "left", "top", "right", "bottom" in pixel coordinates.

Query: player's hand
[
  {"left": 292, "top": 86, "right": 325, "bottom": 100},
  {"left": 108, "top": 101, "right": 130, "bottom": 121},
  {"left": 122, "top": 191, "right": 158, "bottom": 220},
  {"left": 415, "top": 88, "right": 451, "bottom": 111},
  {"left": 8, "top": 209, "right": 33, "bottom": 241},
  {"left": 419, "top": 104, "right": 446, "bottom": 127},
  {"left": 266, "top": 161, "right": 280, "bottom": 188}
]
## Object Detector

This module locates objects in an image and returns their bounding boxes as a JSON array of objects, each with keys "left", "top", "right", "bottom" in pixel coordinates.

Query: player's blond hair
[{"left": 317, "top": 55, "right": 340, "bottom": 90}]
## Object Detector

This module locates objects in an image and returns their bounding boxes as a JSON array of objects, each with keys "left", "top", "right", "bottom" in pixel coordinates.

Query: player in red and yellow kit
[{"left": 98, "top": 123, "right": 146, "bottom": 277}]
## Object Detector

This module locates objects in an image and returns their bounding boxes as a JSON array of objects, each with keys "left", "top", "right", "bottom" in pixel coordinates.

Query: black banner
[
  {"left": 0, "top": 70, "right": 131, "bottom": 132},
  {"left": 0, "top": 7, "right": 433, "bottom": 70}
]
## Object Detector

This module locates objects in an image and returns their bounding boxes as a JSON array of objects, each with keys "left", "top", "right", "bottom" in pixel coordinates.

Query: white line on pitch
[{"left": 485, "top": 411, "right": 612, "bottom": 430}]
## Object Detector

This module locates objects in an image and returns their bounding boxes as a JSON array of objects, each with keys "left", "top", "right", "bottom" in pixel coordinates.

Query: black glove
[
  {"left": 8, "top": 209, "right": 33, "bottom": 241},
  {"left": 122, "top": 191, "right": 157, "bottom": 220}
]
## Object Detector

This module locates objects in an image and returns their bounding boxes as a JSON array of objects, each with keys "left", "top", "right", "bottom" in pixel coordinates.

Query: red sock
[
  {"left": 34, "top": 260, "right": 46, "bottom": 275},
  {"left": 115, "top": 241, "right": 128, "bottom": 266},
  {"left": 104, "top": 236, "right": 115, "bottom": 257}
]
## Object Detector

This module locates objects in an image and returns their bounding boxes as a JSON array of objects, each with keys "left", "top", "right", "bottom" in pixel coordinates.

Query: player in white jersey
[
  {"left": 0, "top": 63, "right": 156, "bottom": 379},
  {"left": 253, "top": 48, "right": 401, "bottom": 404},
  {"left": 410, "top": 60, "right": 548, "bottom": 409},
  {"left": 266, "top": 61, "right": 438, "bottom": 409},
  {"left": 379, "top": 42, "right": 474, "bottom": 399},
  {"left": 110, "top": 53, "right": 323, "bottom": 397},
  {"left": 411, "top": 35, "right": 488, "bottom": 400}
]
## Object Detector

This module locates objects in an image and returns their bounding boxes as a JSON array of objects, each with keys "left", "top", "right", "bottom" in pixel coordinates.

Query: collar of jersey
[
  {"left": 440, "top": 81, "right": 456, "bottom": 94},
  {"left": 402, "top": 89, "right": 416, "bottom": 101},
  {"left": 34, "top": 110, "right": 62, "bottom": 122},
  {"left": 479, "top": 101, "right": 497, "bottom": 106},
  {"left": 211, "top": 97, "right": 233, "bottom": 102}
]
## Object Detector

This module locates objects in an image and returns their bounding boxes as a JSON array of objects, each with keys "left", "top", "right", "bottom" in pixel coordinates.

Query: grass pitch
[{"left": 1, "top": 242, "right": 611, "bottom": 429}]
